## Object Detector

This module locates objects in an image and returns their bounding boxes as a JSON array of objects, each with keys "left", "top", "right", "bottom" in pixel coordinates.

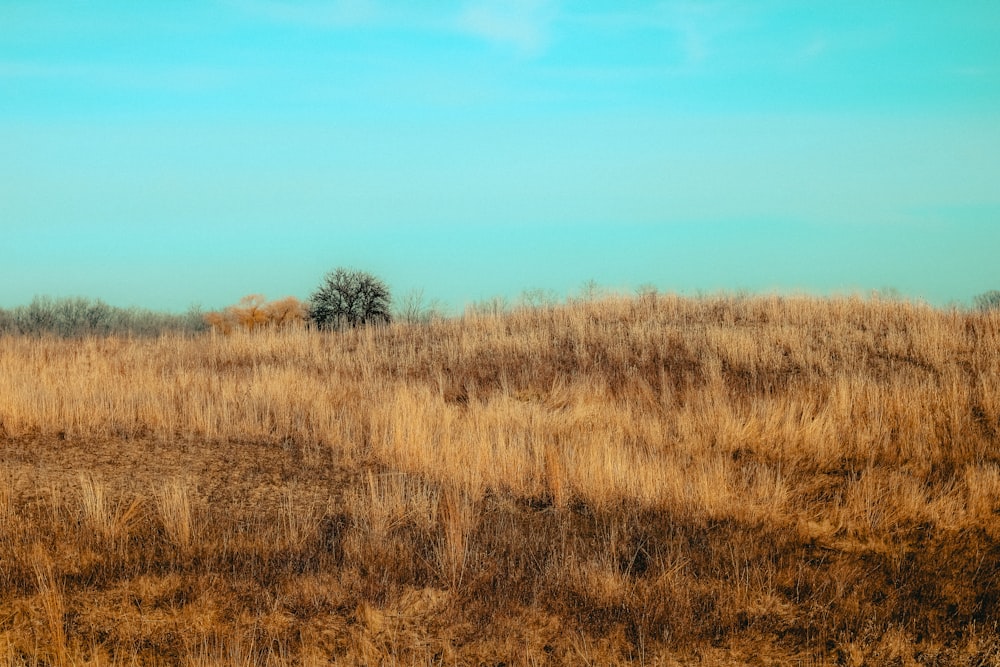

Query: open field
[{"left": 1, "top": 293, "right": 998, "bottom": 665}]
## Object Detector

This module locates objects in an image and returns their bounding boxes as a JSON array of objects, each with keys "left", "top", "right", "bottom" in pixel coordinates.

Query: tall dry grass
[{"left": 0, "top": 293, "right": 998, "bottom": 664}]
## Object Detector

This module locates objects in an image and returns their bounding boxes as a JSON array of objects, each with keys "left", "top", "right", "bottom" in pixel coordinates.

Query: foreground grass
[{"left": 0, "top": 293, "right": 998, "bottom": 665}]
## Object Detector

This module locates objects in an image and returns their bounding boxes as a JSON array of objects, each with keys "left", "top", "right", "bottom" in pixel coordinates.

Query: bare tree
[
  {"left": 395, "top": 288, "right": 446, "bottom": 324},
  {"left": 309, "top": 268, "right": 392, "bottom": 330},
  {"left": 519, "top": 288, "right": 558, "bottom": 309}
]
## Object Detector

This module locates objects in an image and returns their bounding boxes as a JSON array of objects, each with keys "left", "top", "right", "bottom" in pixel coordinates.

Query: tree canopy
[{"left": 308, "top": 268, "right": 391, "bottom": 330}]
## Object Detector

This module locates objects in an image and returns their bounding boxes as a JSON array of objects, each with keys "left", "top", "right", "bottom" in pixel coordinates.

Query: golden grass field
[{"left": 1, "top": 293, "right": 998, "bottom": 665}]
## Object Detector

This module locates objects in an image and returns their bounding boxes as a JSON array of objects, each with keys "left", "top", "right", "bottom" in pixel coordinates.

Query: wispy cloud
[
  {"left": 561, "top": 2, "right": 748, "bottom": 72},
  {"left": 225, "top": 0, "right": 562, "bottom": 57},
  {"left": 950, "top": 66, "right": 991, "bottom": 78},
  {"left": 0, "top": 61, "right": 57, "bottom": 78},
  {"left": 0, "top": 60, "right": 237, "bottom": 92},
  {"left": 799, "top": 37, "right": 829, "bottom": 60},
  {"left": 221, "top": 0, "right": 381, "bottom": 28},
  {"left": 661, "top": 2, "right": 718, "bottom": 67},
  {"left": 453, "top": 0, "right": 558, "bottom": 57}
]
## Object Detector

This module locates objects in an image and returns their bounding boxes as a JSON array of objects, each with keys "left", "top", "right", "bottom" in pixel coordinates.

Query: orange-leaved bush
[{"left": 204, "top": 294, "right": 307, "bottom": 333}]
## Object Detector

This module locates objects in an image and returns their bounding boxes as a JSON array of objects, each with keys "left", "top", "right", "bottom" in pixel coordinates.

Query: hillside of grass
[{"left": 1, "top": 293, "right": 998, "bottom": 665}]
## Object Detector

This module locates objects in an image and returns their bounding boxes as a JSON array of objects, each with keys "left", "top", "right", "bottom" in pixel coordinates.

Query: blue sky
[{"left": 2, "top": 1, "right": 999, "bottom": 311}]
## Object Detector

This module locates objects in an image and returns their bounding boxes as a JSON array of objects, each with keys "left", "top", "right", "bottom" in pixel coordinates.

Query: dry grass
[{"left": 0, "top": 293, "right": 999, "bottom": 664}]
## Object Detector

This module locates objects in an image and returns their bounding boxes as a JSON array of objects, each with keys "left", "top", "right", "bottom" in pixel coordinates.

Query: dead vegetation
[{"left": 0, "top": 293, "right": 998, "bottom": 665}]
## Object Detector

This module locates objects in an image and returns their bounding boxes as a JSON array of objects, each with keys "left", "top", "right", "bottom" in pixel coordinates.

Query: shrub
[
  {"left": 265, "top": 296, "right": 309, "bottom": 327},
  {"left": 204, "top": 295, "right": 307, "bottom": 333},
  {"left": 973, "top": 290, "right": 1000, "bottom": 312}
]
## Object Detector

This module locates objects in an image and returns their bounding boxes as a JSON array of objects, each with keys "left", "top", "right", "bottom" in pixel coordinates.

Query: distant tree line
[
  {"left": 0, "top": 296, "right": 208, "bottom": 338},
  {"left": 5, "top": 277, "right": 998, "bottom": 339}
]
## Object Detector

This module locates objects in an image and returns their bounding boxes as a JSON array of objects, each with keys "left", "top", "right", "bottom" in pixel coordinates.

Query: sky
[{"left": 2, "top": 1, "right": 999, "bottom": 312}]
